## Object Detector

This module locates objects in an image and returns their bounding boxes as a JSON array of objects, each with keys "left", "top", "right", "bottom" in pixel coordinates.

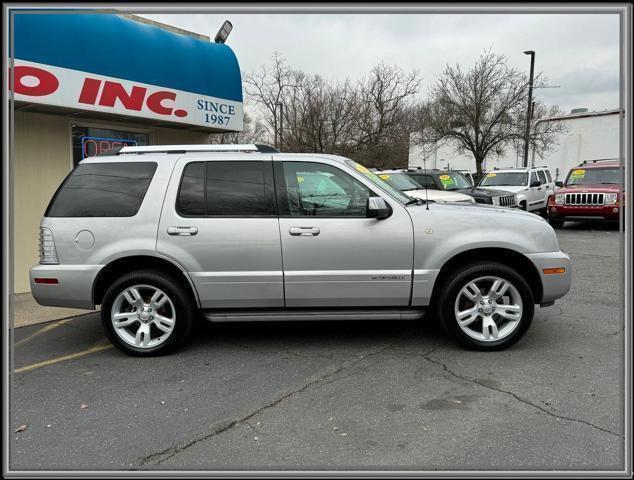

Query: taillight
[{"left": 39, "top": 227, "right": 59, "bottom": 265}]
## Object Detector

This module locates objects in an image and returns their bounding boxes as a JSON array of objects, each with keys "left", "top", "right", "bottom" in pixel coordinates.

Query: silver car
[{"left": 31, "top": 144, "right": 572, "bottom": 355}]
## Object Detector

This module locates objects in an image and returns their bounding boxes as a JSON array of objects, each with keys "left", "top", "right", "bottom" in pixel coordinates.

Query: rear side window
[
  {"left": 544, "top": 170, "right": 553, "bottom": 183},
  {"left": 45, "top": 162, "right": 157, "bottom": 217},
  {"left": 176, "top": 161, "right": 276, "bottom": 217},
  {"left": 537, "top": 170, "right": 547, "bottom": 184}
]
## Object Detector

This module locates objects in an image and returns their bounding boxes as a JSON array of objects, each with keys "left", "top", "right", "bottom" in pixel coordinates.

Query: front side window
[
  {"left": 176, "top": 161, "right": 276, "bottom": 217},
  {"left": 479, "top": 172, "right": 529, "bottom": 187},
  {"left": 279, "top": 162, "right": 370, "bottom": 217},
  {"left": 343, "top": 160, "right": 412, "bottom": 205},
  {"left": 46, "top": 162, "right": 157, "bottom": 217},
  {"left": 530, "top": 172, "right": 539, "bottom": 185}
]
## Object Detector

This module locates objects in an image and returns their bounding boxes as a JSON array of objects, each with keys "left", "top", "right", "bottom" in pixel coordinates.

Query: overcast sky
[{"left": 139, "top": 12, "right": 621, "bottom": 113}]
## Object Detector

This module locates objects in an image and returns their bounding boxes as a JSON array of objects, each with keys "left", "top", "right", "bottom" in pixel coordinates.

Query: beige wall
[{"left": 13, "top": 110, "right": 211, "bottom": 293}]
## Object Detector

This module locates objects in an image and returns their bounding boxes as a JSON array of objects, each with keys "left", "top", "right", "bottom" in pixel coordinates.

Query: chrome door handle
[
  {"left": 289, "top": 226, "right": 320, "bottom": 236},
  {"left": 167, "top": 226, "right": 198, "bottom": 236}
]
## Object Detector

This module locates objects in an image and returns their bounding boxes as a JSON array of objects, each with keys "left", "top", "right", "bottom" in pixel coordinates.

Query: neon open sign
[{"left": 81, "top": 136, "right": 138, "bottom": 159}]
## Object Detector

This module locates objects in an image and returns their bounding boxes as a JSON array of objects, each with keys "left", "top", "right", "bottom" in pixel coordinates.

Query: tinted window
[
  {"left": 544, "top": 170, "right": 553, "bottom": 183},
  {"left": 408, "top": 173, "right": 437, "bottom": 189},
  {"left": 177, "top": 162, "right": 205, "bottom": 216},
  {"left": 176, "top": 161, "right": 276, "bottom": 217},
  {"left": 280, "top": 162, "right": 370, "bottom": 217},
  {"left": 530, "top": 172, "right": 539, "bottom": 185},
  {"left": 46, "top": 162, "right": 157, "bottom": 217}
]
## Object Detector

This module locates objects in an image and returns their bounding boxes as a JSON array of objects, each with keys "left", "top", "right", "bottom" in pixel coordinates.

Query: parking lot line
[
  {"left": 14, "top": 340, "right": 114, "bottom": 374},
  {"left": 15, "top": 317, "right": 78, "bottom": 347}
]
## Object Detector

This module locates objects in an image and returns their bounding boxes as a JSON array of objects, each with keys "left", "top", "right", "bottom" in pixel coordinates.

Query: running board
[{"left": 203, "top": 308, "right": 426, "bottom": 323}]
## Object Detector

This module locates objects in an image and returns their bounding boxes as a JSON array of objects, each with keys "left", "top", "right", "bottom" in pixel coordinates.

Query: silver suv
[{"left": 31, "top": 144, "right": 571, "bottom": 355}]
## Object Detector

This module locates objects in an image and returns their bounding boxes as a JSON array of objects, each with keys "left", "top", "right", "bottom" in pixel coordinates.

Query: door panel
[
  {"left": 157, "top": 157, "right": 284, "bottom": 308},
  {"left": 275, "top": 159, "right": 414, "bottom": 307}
]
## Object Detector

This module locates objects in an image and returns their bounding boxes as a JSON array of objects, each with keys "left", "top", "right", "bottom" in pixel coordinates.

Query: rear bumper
[
  {"left": 548, "top": 204, "right": 621, "bottom": 221},
  {"left": 525, "top": 251, "right": 572, "bottom": 304},
  {"left": 30, "top": 264, "right": 103, "bottom": 310}
]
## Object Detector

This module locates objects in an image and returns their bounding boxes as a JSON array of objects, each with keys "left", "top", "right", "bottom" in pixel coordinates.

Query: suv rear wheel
[
  {"left": 101, "top": 270, "right": 195, "bottom": 356},
  {"left": 437, "top": 262, "right": 534, "bottom": 350}
]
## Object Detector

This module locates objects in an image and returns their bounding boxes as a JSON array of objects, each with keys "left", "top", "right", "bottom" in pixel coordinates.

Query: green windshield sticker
[
  {"left": 439, "top": 174, "right": 454, "bottom": 187},
  {"left": 570, "top": 169, "right": 586, "bottom": 179}
]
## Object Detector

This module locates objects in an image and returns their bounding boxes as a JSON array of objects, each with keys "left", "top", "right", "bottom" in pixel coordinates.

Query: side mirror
[
  {"left": 530, "top": 180, "right": 541, "bottom": 188},
  {"left": 367, "top": 197, "right": 392, "bottom": 219},
  {"left": 555, "top": 180, "right": 563, "bottom": 187}
]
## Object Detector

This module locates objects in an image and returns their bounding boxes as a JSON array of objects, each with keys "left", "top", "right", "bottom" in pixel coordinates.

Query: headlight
[
  {"left": 491, "top": 196, "right": 500, "bottom": 206},
  {"left": 605, "top": 193, "right": 618, "bottom": 205},
  {"left": 555, "top": 194, "right": 565, "bottom": 205}
]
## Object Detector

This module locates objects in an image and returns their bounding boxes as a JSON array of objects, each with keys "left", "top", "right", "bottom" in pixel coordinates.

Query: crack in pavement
[
  {"left": 136, "top": 340, "right": 398, "bottom": 468},
  {"left": 422, "top": 354, "right": 621, "bottom": 438}
]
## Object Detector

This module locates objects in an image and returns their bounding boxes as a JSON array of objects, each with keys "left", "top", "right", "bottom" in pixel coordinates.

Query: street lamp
[
  {"left": 522, "top": 50, "right": 535, "bottom": 168},
  {"left": 214, "top": 20, "right": 233, "bottom": 44}
]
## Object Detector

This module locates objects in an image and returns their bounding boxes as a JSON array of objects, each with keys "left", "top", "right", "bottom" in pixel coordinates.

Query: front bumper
[
  {"left": 30, "top": 264, "right": 103, "bottom": 310},
  {"left": 525, "top": 251, "right": 572, "bottom": 304},
  {"left": 548, "top": 203, "right": 621, "bottom": 221}
]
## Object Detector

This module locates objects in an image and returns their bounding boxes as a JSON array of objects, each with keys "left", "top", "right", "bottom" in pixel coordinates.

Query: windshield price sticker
[
  {"left": 355, "top": 164, "right": 369, "bottom": 174},
  {"left": 486, "top": 173, "right": 497, "bottom": 177},
  {"left": 379, "top": 174, "right": 391, "bottom": 180},
  {"left": 570, "top": 169, "right": 586, "bottom": 179},
  {"left": 439, "top": 174, "right": 455, "bottom": 187}
]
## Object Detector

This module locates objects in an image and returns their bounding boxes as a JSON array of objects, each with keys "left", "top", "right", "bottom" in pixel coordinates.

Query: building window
[{"left": 71, "top": 125, "right": 149, "bottom": 167}]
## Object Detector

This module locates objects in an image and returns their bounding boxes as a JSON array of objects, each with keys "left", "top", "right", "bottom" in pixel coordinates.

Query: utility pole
[{"left": 522, "top": 50, "right": 535, "bottom": 168}]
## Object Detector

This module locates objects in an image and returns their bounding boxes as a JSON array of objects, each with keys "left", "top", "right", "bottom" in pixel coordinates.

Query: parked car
[
  {"left": 478, "top": 166, "right": 555, "bottom": 213},
  {"left": 405, "top": 169, "right": 517, "bottom": 208},
  {"left": 547, "top": 159, "right": 623, "bottom": 228},
  {"left": 456, "top": 170, "right": 475, "bottom": 186},
  {"left": 31, "top": 144, "right": 571, "bottom": 355},
  {"left": 374, "top": 170, "right": 476, "bottom": 204}
]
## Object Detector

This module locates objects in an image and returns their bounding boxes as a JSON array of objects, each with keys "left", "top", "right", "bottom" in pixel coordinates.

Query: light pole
[{"left": 522, "top": 50, "right": 535, "bottom": 168}]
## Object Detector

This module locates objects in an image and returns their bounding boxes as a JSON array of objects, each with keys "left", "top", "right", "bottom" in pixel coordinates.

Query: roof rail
[
  {"left": 579, "top": 158, "right": 621, "bottom": 166},
  {"left": 117, "top": 144, "right": 279, "bottom": 155}
]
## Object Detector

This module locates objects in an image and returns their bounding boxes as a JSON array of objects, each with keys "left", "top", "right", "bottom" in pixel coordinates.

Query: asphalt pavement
[{"left": 10, "top": 221, "right": 624, "bottom": 472}]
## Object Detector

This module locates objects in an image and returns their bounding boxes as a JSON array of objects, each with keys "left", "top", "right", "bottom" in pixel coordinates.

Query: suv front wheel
[
  {"left": 436, "top": 262, "right": 534, "bottom": 350},
  {"left": 101, "top": 270, "right": 195, "bottom": 356}
]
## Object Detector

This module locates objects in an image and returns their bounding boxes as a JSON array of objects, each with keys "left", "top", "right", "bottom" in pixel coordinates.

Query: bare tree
[
  {"left": 243, "top": 52, "right": 301, "bottom": 148},
  {"left": 427, "top": 50, "right": 564, "bottom": 175},
  {"left": 209, "top": 111, "right": 268, "bottom": 145}
]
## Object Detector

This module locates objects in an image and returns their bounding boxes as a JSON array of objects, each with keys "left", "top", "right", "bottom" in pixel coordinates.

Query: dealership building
[{"left": 11, "top": 13, "right": 243, "bottom": 293}]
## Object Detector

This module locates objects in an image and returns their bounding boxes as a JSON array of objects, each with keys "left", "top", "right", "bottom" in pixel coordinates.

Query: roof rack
[
  {"left": 116, "top": 144, "right": 279, "bottom": 155},
  {"left": 578, "top": 158, "right": 621, "bottom": 166}
]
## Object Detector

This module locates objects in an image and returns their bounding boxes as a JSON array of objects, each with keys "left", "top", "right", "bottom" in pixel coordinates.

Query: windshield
[
  {"left": 434, "top": 172, "right": 472, "bottom": 190},
  {"left": 344, "top": 160, "right": 412, "bottom": 205},
  {"left": 565, "top": 167, "right": 621, "bottom": 186},
  {"left": 479, "top": 172, "right": 528, "bottom": 187},
  {"left": 376, "top": 172, "right": 422, "bottom": 191}
]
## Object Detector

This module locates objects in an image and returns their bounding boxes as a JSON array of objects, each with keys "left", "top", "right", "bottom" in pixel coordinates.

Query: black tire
[
  {"left": 520, "top": 201, "right": 528, "bottom": 211},
  {"left": 101, "top": 269, "right": 196, "bottom": 356},
  {"left": 436, "top": 262, "right": 535, "bottom": 350},
  {"left": 549, "top": 217, "right": 565, "bottom": 229}
]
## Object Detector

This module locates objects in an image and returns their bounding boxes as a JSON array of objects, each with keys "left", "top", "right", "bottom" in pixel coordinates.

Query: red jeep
[{"left": 547, "top": 160, "right": 623, "bottom": 228}]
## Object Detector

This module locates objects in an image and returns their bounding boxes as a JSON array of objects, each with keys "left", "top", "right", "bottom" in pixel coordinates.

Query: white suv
[{"left": 478, "top": 166, "right": 555, "bottom": 213}]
